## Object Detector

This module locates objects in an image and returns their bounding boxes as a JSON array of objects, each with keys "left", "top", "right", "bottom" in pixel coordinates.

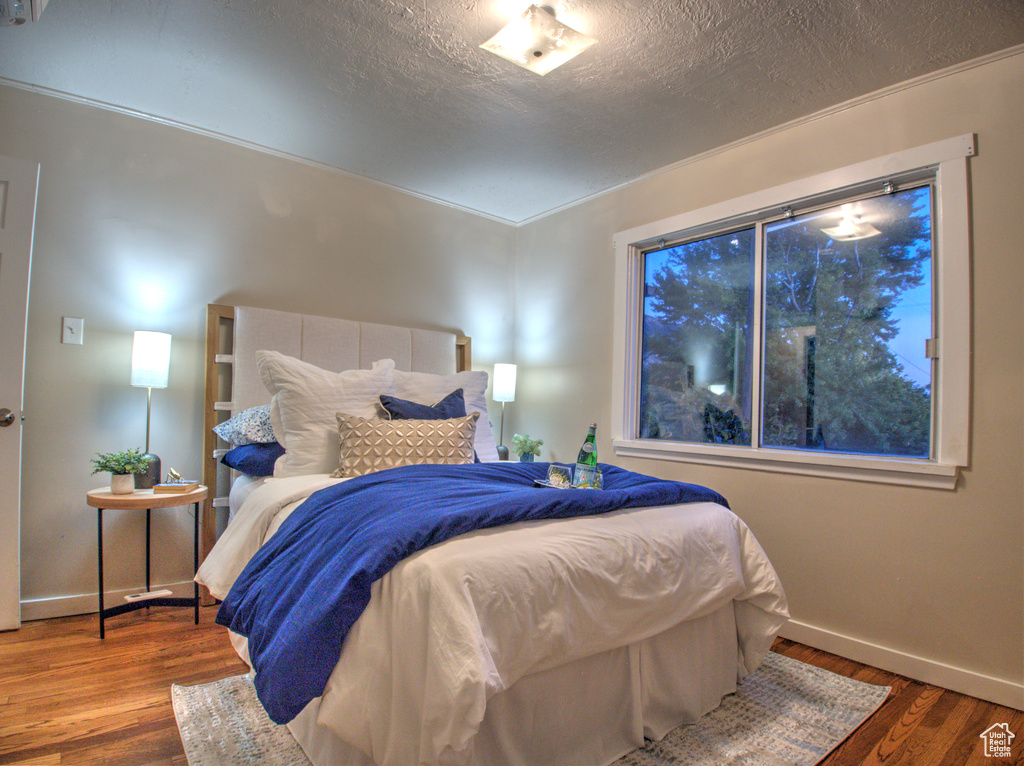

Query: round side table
[{"left": 86, "top": 485, "right": 208, "bottom": 638}]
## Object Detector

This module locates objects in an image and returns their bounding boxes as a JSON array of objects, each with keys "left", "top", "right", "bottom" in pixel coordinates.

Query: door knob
[{"left": 0, "top": 408, "right": 15, "bottom": 427}]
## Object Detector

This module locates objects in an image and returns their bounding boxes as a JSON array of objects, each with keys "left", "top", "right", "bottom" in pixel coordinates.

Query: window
[
  {"left": 641, "top": 228, "right": 756, "bottom": 446},
  {"left": 612, "top": 136, "right": 973, "bottom": 488}
]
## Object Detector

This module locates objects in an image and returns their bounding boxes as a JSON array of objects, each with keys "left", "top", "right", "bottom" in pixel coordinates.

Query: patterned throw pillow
[
  {"left": 212, "top": 405, "right": 275, "bottom": 446},
  {"left": 331, "top": 412, "right": 479, "bottom": 478},
  {"left": 392, "top": 369, "right": 499, "bottom": 463},
  {"left": 378, "top": 389, "right": 483, "bottom": 463}
]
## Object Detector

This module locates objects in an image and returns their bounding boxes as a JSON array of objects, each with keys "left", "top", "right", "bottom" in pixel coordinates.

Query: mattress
[{"left": 227, "top": 474, "right": 266, "bottom": 523}]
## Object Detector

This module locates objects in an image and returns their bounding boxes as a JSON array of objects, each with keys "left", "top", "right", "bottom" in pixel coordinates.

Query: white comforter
[{"left": 197, "top": 473, "right": 788, "bottom": 766}]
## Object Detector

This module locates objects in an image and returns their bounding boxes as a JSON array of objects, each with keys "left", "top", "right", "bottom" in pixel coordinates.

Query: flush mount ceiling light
[
  {"left": 480, "top": 5, "right": 596, "bottom": 75},
  {"left": 820, "top": 215, "right": 882, "bottom": 241}
]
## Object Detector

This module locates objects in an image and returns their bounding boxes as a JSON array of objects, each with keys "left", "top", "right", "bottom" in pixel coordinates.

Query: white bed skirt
[{"left": 285, "top": 604, "right": 740, "bottom": 766}]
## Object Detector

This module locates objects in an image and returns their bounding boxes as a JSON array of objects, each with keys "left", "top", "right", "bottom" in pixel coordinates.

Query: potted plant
[
  {"left": 91, "top": 448, "right": 153, "bottom": 494},
  {"left": 511, "top": 433, "right": 543, "bottom": 463}
]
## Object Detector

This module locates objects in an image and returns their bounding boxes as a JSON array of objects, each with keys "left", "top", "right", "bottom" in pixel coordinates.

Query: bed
[{"left": 197, "top": 304, "right": 789, "bottom": 766}]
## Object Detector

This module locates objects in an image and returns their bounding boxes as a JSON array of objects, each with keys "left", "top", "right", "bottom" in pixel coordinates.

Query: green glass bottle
[{"left": 573, "top": 423, "right": 598, "bottom": 488}]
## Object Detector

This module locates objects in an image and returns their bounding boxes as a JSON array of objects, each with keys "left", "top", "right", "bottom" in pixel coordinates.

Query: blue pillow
[
  {"left": 379, "top": 389, "right": 480, "bottom": 462},
  {"left": 221, "top": 442, "right": 285, "bottom": 476},
  {"left": 379, "top": 389, "right": 467, "bottom": 420}
]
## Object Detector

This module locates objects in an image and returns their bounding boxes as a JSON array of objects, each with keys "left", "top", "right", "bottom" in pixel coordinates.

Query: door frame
[{"left": 0, "top": 155, "right": 40, "bottom": 630}]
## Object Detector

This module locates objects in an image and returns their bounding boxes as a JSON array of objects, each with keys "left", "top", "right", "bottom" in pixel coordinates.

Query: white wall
[
  {"left": 0, "top": 83, "right": 517, "bottom": 617},
  {"left": 514, "top": 53, "right": 1024, "bottom": 707}
]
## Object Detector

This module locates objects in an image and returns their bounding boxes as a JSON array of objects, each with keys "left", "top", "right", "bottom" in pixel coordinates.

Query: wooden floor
[
  {"left": 771, "top": 638, "right": 1022, "bottom": 766},
  {"left": 0, "top": 607, "right": 1020, "bottom": 765},
  {"left": 0, "top": 607, "right": 248, "bottom": 766}
]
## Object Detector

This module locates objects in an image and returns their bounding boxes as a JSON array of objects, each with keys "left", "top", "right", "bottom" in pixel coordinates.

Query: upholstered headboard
[
  {"left": 201, "top": 304, "right": 472, "bottom": 592},
  {"left": 231, "top": 306, "right": 461, "bottom": 416}
]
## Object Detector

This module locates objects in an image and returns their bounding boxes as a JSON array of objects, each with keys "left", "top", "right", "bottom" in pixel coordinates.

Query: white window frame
[{"left": 611, "top": 134, "right": 974, "bottom": 490}]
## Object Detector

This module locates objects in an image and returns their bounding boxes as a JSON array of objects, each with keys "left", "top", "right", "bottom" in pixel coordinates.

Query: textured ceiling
[{"left": 1, "top": 0, "right": 1023, "bottom": 222}]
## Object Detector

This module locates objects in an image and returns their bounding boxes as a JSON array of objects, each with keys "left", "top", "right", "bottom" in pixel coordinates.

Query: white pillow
[
  {"left": 392, "top": 368, "right": 500, "bottom": 462},
  {"left": 257, "top": 351, "right": 396, "bottom": 477}
]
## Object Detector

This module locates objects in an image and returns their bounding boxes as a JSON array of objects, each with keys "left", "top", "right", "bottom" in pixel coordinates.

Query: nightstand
[{"left": 86, "top": 485, "right": 208, "bottom": 638}]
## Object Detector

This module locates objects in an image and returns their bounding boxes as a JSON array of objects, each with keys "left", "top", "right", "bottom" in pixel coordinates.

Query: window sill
[{"left": 612, "top": 439, "right": 960, "bottom": 490}]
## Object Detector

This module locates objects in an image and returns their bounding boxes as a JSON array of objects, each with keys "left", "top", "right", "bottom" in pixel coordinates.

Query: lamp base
[
  {"left": 496, "top": 445, "right": 509, "bottom": 461},
  {"left": 135, "top": 453, "right": 161, "bottom": 489}
]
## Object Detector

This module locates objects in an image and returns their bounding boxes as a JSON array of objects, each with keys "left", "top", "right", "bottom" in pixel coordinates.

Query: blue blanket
[{"left": 216, "top": 461, "right": 728, "bottom": 723}]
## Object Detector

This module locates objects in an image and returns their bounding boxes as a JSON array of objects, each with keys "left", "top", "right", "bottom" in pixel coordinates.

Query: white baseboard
[
  {"left": 780, "top": 619, "right": 1023, "bottom": 711},
  {"left": 20, "top": 580, "right": 198, "bottom": 622}
]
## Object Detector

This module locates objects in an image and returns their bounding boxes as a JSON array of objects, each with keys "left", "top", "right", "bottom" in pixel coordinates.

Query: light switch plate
[{"left": 62, "top": 316, "right": 84, "bottom": 345}]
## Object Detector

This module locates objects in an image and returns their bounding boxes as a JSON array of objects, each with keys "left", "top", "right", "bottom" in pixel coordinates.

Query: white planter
[{"left": 110, "top": 474, "right": 135, "bottom": 494}]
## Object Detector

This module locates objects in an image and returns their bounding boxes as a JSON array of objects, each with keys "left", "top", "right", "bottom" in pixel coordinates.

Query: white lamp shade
[
  {"left": 493, "top": 363, "right": 517, "bottom": 403},
  {"left": 130, "top": 331, "right": 171, "bottom": 388}
]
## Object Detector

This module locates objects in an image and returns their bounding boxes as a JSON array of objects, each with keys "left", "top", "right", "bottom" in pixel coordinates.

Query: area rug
[{"left": 172, "top": 652, "right": 890, "bottom": 766}]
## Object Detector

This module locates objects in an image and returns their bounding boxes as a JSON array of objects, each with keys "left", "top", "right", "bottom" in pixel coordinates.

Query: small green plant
[
  {"left": 511, "top": 433, "right": 543, "bottom": 458},
  {"left": 91, "top": 448, "right": 153, "bottom": 476}
]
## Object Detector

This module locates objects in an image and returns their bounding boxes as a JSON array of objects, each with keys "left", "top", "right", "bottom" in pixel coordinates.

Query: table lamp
[
  {"left": 493, "top": 363, "right": 516, "bottom": 460},
  {"left": 131, "top": 331, "right": 171, "bottom": 489}
]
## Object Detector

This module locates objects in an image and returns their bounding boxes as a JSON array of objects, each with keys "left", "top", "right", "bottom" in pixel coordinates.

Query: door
[{"left": 0, "top": 155, "right": 40, "bottom": 631}]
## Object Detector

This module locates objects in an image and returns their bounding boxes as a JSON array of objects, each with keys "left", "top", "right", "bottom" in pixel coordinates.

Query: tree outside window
[{"left": 640, "top": 186, "right": 933, "bottom": 459}]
